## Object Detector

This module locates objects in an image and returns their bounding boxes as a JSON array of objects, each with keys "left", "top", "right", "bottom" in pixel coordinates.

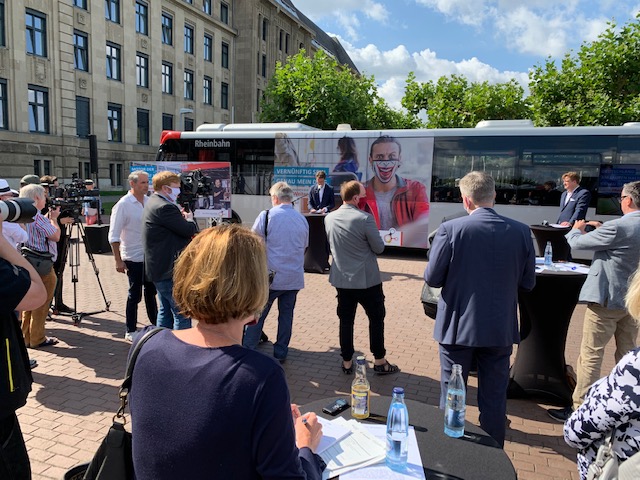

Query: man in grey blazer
[
  {"left": 549, "top": 180, "right": 640, "bottom": 422},
  {"left": 426, "top": 171, "right": 536, "bottom": 447},
  {"left": 324, "top": 180, "right": 399, "bottom": 375}
]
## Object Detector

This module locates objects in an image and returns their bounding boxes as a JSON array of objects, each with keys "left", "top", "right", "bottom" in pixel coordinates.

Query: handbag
[
  {"left": 421, "top": 282, "right": 441, "bottom": 319},
  {"left": 63, "top": 327, "right": 164, "bottom": 480},
  {"left": 587, "top": 427, "right": 640, "bottom": 480},
  {"left": 21, "top": 246, "right": 53, "bottom": 276}
]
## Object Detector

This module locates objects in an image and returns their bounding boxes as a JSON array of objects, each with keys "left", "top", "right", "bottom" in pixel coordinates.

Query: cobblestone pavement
[{"left": 20, "top": 244, "right": 627, "bottom": 480}]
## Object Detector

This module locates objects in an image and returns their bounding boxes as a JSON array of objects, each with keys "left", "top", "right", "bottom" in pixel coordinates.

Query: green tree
[
  {"left": 402, "top": 72, "right": 530, "bottom": 128},
  {"left": 529, "top": 15, "right": 640, "bottom": 126},
  {"left": 260, "top": 50, "right": 419, "bottom": 129}
]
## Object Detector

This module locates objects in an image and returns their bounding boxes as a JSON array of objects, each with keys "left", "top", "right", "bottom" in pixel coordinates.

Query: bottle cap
[
  {"left": 356, "top": 355, "right": 366, "bottom": 364},
  {"left": 392, "top": 387, "right": 404, "bottom": 395},
  {"left": 452, "top": 364, "right": 462, "bottom": 373}
]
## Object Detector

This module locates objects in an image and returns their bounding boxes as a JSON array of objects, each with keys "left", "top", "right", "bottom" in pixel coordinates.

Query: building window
[
  {"left": 162, "top": 113, "right": 173, "bottom": 130},
  {"left": 162, "top": 62, "right": 173, "bottom": 94},
  {"left": 221, "top": 82, "right": 228, "bottom": 110},
  {"left": 221, "top": 42, "right": 229, "bottom": 68},
  {"left": 257, "top": 88, "right": 261, "bottom": 112},
  {"left": 0, "top": 79, "right": 7, "bottom": 130},
  {"left": 135, "top": 1, "right": 148, "bottom": 35},
  {"left": 76, "top": 96, "right": 90, "bottom": 137},
  {"left": 105, "top": 0, "right": 120, "bottom": 24},
  {"left": 110, "top": 163, "right": 123, "bottom": 186},
  {"left": 79, "top": 161, "right": 91, "bottom": 180},
  {"left": 204, "top": 76, "right": 212, "bottom": 105},
  {"left": 261, "top": 54, "right": 266, "bottom": 77},
  {"left": 107, "top": 103, "right": 122, "bottom": 142},
  {"left": 106, "top": 43, "right": 121, "bottom": 80},
  {"left": 262, "top": 18, "right": 268, "bottom": 41},
  {"left": 204, "top": 34, "right": 212, "bottom": 62},
  {"left": 285, "top": 33, "right": 289, "bottom": 53},
  {"left": 203, "top": 0, "right": 211, "bottom": 15},
  {"left": 28, "top": 85, "right": 49, "bottom": 133},
  {"left": 74, "top": 0, "right": 87, "bottom": 9},
  {"left": 74, "top": 31, "right": 89, "bottom": 71},
  {"left": 185, "top": 0, "right": 192, "bottom": 4},
  {"left": 137, "top": 109, "right": 149, "bottom": 145},
  {"left": 279, "top": 30, "right": 283, "bottom": 51},
  {"left": 26, "top": 10, "right": 47, "bottom": 57},
  {"left": 220, "top": 2, "right": 229, "bottom": 24},
  {"left": 184, "top": 25, "right": 194, "bottom": 54},
  {"left": 184, "top": 118, "right": 194, "bottom": 131},
  {"left": 0, "top": 1, "right": 5, "bottom": 47},
  {"left": 34, "top": 160, "right": 51, "bottom": 176},
  {"left": 136, "top": 53, "right": 149, "bottom": 88},
  {"left": 184, "top": 69, "right": 194, "bottom": 100},
  {"left": 161, "top": 13, "right": 173, "bottom": 45}
]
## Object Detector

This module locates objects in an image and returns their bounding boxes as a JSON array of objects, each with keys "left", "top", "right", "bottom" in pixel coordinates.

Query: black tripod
[{"left": 56, "top": 219, "right": 110, "bottom": 325}]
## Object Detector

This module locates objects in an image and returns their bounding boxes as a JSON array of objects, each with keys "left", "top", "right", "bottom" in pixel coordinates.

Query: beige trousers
[
  {"left": 21, "top": 269, "right": 57, "bottom": 347},
  {"left": 572, "top": 304, "right": 639, "bottom": 410}
]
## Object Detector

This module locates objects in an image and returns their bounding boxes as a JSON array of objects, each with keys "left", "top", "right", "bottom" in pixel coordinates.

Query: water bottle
[
  {"left": 544, "top": 241, "right": 553, "bottom": 267},
  {"left": 444, "top": 364, "right": 466, "bottom": 438},
  {"left": 351, "top": 356, "right": 370, "bottom": 419},
  {"left": 386, "top": 387, "right": 409, "bottom": 471}
]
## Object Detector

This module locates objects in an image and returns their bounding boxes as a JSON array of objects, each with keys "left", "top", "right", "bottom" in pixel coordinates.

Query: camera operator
[
  {"left": 82, "top": 179, "right": 100, "bottom": 225},
  {"left": 0, "top": 179, "right": 28, "bottom": 248},
  {"left": 0, "top": 218, "right": 46, "bottom": 479}
]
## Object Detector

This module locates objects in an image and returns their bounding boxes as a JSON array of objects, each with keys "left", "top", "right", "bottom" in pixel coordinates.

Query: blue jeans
[
  {"left": 153, "top": 278, "right": 191, "bottom": 330},
  {"left": 124, "top": 261, "right": 157, "bottom": 333},
  {"left": 243, "top": 289, "right": 298, "bottom": 359}
]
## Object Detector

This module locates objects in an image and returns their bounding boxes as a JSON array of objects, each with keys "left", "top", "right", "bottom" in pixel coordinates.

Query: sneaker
[
  {"left": 124, "top": 332, "right": 135, "bottom": 342},
  {"left": 29, "top": 359, "right": 38, "bottom": 369},
  {"left": 548, "top": 406, "right": 573, "bottom": 422}
]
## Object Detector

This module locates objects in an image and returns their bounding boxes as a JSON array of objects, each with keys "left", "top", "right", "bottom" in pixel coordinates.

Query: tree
[
  {"left": 529, "top": 15, "right": 640, "bottom": 126},
  {"left": 260, "top": 50, "right": 419, "bottom": 130},
  {"left": 402, "top": 72, "right": 531, "bottom": 129}
]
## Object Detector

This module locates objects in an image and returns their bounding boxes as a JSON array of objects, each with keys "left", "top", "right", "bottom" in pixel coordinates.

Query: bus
[{"left": 153, "top": 120, "right": 640, "bottom": 251}]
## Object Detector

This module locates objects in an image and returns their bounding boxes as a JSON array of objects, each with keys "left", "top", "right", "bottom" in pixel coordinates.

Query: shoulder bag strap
[
  {"left": 264, "top": 209, "right": 269, "bottom": 241},
  {"left": 114, "top": 327, "right": 165, "bottom": 422}
]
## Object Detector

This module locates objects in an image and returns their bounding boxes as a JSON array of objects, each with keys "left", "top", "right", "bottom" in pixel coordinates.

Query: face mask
[{"left": 165, "top": 186, "right": 181, "bottom": 203}]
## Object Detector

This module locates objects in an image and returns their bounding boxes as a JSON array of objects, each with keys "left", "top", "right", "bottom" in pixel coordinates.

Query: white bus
[{"left": 155, "top": 120, "right": 640, "bottom": 251}]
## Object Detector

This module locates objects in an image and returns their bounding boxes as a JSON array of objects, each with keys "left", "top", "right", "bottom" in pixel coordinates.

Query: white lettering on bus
[{"left": 194, "top": 139, "right": 230, "bottom": 148}]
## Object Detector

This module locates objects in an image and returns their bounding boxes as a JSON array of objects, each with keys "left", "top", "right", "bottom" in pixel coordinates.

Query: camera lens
[{"left": 0, "top": 198, "right": 38, "bottom": 223}]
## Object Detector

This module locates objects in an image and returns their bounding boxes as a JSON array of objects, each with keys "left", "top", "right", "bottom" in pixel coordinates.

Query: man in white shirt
[
  {"left": 108, "top": 171, "right": 157, "bottom": 341},
  {"left": 0, "top": 179, "right": 28, "bottom": 248}
]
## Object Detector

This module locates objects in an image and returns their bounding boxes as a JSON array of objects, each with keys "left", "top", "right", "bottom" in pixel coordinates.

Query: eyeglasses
[{"left": 620, "top": 195, "right": 629, "bottom": 202}]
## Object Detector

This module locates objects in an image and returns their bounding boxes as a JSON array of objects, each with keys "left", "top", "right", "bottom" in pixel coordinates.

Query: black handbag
[
  {"left": 21, "top": 246, "right": 53, "bottom": 276},
  {"left": 64, "top": 328, "right": 164, "bottom": 480}
]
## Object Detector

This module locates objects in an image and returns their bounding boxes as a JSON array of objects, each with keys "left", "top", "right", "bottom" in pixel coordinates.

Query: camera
[
  {"left": 178, "top": 170, "right": 213, "bottom": 212},
  {"left": 49, "top": 174, "right": 100, "bottom": 220},
  {"left": 0, "top": 198, "right": 38, "bottom": 223}
]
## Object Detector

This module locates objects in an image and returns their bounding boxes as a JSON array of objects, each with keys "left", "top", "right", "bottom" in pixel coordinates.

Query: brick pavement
[{"left": 20, "top": 244, "right": 627, "bottom": 480}]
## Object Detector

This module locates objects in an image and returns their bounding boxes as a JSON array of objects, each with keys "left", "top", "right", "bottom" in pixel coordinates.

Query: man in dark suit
[
  {"left": 557, "top": 172, "right": 591, "bottom": 226},
  {"left": 142, "top": 171, "right": 197, "bottom": 330},
  {"left": 425, "top": 171, "right": 536, "bottom": 447},
  {"left": 308, "top": 171, "right": 335, "bottom": 213}
]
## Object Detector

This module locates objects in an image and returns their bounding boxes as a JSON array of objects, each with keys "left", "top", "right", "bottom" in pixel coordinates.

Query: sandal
[
  {"left": 36, "top": 337, "right": 59, "bottom": 348},
  {"left": 373, "top": 361, "right": 400, "bottom": 375},
  {"left": 341, "top": 360, "right": 353, "bottom": 375}
]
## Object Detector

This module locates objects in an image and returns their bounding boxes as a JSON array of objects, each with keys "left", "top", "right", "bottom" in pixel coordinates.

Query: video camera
[
  {"left": 178, "top": 170, "right": 213, "bottom": 211},
  {"left": 0, "top": 198, "right": 38, "bottom": 223},
  {"left": 49, "top": 174, "right": 100, "bottom": 220}
]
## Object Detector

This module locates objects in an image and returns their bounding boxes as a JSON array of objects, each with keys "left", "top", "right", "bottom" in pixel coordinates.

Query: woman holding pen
[{"left": 128, "top": 225, "right": 324, "bottom": 479}]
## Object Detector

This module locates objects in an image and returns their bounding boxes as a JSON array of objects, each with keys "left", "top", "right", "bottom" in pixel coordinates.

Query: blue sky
[{"left": 293, "top": 0, "right": 640, "bottom": 108}]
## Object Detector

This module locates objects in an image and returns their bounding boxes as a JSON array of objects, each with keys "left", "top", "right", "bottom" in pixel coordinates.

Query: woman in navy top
[{"left": 129, "top": 225, "right": 324, "bottom": 479}]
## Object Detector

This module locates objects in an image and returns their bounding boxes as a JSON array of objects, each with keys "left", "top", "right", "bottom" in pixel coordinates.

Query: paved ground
[{"left": 19, "top": 244, "right": 626, "bottom": 480}]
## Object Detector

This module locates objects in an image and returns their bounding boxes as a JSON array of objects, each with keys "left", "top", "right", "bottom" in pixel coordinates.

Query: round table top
[{"left": 302, "top": 395, "right": 516, "bottom": 480}]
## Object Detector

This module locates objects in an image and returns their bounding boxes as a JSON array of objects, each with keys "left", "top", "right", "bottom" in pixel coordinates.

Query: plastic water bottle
[
  {"left": 386, "top": 387, "right": 409, "bottom": 471},
  {"left": 544, "top": 241, "right": 553, "bottom": 267},
  {"left": 444, "top": 364, "right": 466, "bottom": 438},
  {"left": 351, "top": 356, "right": 370, "bottom": 419}
]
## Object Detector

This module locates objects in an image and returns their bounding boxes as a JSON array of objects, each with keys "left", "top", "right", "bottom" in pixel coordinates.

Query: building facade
[{"left": 0, "top": 0, "right": 355, "bottom": 190}]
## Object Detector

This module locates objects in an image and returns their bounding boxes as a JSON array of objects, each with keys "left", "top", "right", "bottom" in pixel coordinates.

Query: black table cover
[
  {"left": 302, "top": 396, "right": 516, "bottom": 480},
  {"left": 529, "top": 225, "right": 572, "bottom": 261},
  {"left": 304, "top": 214, "right": 330, "bottom": 273}
]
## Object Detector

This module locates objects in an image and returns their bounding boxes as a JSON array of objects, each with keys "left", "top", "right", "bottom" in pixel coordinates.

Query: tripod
[{"left": 56, "top": 218, "right": 110, "bottom": 325}]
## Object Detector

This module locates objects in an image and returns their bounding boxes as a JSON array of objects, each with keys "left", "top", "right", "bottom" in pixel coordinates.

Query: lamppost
[{"left": 179, "top": 108, "right": 194, "bottom": 131}]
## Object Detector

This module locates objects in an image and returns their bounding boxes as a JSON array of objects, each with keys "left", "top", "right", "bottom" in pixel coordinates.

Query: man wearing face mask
[
  {"left": 359, "top": 135, "right": 429, "bottom": 231},
  {"left": 142, "top": 171, "right": 197, "bottom": 330}
]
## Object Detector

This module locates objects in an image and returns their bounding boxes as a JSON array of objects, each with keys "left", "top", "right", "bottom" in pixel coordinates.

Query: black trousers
[
  {"left": 0, "top": 414, "right": 30, "bottom": 480},
  {"left": 336, "top": 283, "right": 386, "bottom": 361},
  {"left": 124, "top": 260, "right": 157, "bottom": 332}
]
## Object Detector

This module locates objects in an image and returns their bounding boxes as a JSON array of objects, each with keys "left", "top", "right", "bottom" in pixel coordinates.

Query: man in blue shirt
[{"left": 243, "top": 182, "right": 309, "bottom": 363}]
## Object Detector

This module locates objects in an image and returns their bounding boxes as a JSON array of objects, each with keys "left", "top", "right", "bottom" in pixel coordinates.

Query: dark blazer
[
  {"left": 425, "top": 208, "right": 536, "bottom": 347},
  {"left": 308, "top": 183, "right": 335, "bottom": 212},
  {"left": 142, "top": 193, "right": 197, "bottom": 282},
  {"left": 558, "top": 187, "right": 591, "bottom": 224}
]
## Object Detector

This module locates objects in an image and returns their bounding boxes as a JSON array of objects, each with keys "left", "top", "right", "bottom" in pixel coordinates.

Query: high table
[
  {"left": 302, "top": 396, "right": 516, "bottom": 480},
  {"left": 304, "top": 213, "right": 330, "bottom": 273},
  {"left": 508, "top": 264, "right": 587, "bottom": 405},
  {"left": 529, "top": 225, "right": 571, "bottom": 261}
]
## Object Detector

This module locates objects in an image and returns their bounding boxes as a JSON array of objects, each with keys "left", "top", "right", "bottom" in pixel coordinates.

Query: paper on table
[
  {"left": 549, "top": 223, "right": 570, "bottom": 228},
  {"left": 316, "top": 417, "right": 352, "bottom": 454},
  {"left": 534, "top": 258, "right": 590, "bottom": 275},
  {"left": 339, "top": 425, "right": 426, "bottom": 480}
]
